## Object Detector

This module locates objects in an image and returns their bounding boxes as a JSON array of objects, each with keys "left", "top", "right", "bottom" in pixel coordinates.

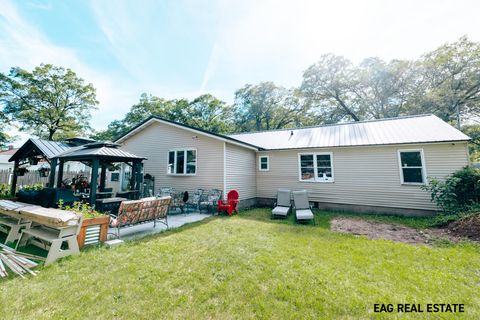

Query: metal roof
[
  {"left": 229, "top": 114, "right": 471, "bottom": 150},
  {"left": 9, "top": 139, "right": 72, "bottom": 162},
  {"left": 52, "top": 142, "right": 146, "bottom": 161}
]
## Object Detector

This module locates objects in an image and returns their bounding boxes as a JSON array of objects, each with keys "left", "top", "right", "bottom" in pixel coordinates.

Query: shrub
[
  {"left": 0, "top": 183, "right": 10, "bottom": 198},
  {"left": 58, "top": 200, "right": 106, "bottom": 219},
  {"left": 422, "top": 167, "right": 480, "bottom": 213},
  {"left": 20, "top": 184, "right": 44, "bottom": 191}
]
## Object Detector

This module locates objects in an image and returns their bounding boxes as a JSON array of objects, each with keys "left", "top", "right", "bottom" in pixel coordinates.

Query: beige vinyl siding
[
  {"left": 225, "top": 143, "right": 256, "bottom": 200},
  {"left": 256, "top": 142, "right": 469, "bottom": 211},
  {"left": 119, "top": 121, "right": 224, "bottom": 194}
]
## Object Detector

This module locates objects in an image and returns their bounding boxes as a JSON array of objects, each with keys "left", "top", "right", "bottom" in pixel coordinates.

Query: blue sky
[{"left": 1, "top": 0, "right": 479, "bottom": 141}]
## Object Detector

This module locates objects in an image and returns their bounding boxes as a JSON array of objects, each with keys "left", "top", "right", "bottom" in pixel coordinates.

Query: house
[
  {"left": 114, "top": 114, "right": 471, "bottom": 215},
  {"left": 0, "top": 146, "right": 18, "bottom": 171}
]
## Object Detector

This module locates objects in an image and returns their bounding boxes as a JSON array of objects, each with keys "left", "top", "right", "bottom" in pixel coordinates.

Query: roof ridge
[{"left": 228, "top": 114, "right": 434, "bottom": 136}]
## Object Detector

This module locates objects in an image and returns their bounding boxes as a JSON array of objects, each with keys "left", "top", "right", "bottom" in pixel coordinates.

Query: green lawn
[{"left": 0, "top": 208, "right": 479, "bottom": 319}]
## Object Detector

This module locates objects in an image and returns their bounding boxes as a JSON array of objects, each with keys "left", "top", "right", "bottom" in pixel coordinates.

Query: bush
[
  {"left": 20, "top": 184, "right": 44, "bottom": 192},
  {"left": 58, "top": 200, "right": 106, "bottom": 219},
  {"left": 0, "top": 183, "right": 10, "bottom": 198},
  {"left": 423, "top": 167, "right": 480, "bottom": 213}
]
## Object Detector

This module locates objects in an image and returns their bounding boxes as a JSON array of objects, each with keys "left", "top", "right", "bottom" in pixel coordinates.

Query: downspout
[{"left": 223, "top": 142, "right": 227, "bottom": 200}]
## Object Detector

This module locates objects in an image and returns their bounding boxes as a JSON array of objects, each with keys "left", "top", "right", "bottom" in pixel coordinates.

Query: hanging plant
[
  {"left": 15, "top": 167, "right": 28, "bottom": 176},
  {"left": 38, "top": 166, "right": 51, "bottom": 178}
]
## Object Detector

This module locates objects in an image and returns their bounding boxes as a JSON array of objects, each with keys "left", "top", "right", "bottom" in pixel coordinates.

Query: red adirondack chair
[{"left": 217, "top": 190, "right": 239, "bottom": 216}]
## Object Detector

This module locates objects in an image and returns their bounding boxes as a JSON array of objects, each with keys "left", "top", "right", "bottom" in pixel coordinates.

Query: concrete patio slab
[{"left": 108, "top": 213, "right": 212, "bottom": 241}]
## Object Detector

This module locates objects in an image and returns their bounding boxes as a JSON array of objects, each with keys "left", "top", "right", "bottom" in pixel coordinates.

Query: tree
[
  {"left": 187, "top": 94, "right": 233, "bottom": 133},
  {"left": 417, "top": 36, "right": 480, "bottom": 128},
  {"left": 233, "top": 82, "right": 311, "bottom": 132},
  {"left": 300, "top": 54, "right": 362, "bottom": 123},
  {"left": 93, "top": 93, "right": 234, "bottom": 141},
  {"left": 0, "top": 64, "right": 98, "bottom": 140},
  {"left": 354, "top": 58, "right": 421, "bottom": 119},
  {"left": 462, "top": 124, "right": 480, "bottom": 162}
]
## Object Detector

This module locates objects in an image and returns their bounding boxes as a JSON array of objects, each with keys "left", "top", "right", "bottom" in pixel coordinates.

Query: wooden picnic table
[{"left": 0, "top": 200, "right": 83, "bottom": 265}]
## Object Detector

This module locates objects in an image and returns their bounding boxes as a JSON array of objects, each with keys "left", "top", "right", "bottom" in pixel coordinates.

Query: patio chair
[
  {"left": 272, "top": 189, "right": 291, "bottom": 219},
  {"left": 217, "top": 190, "right": 239, "bottom": 216},
  {"left": 292, "top": 190, "right": 315, "bottom": 224},
  {"left": 199, "top": 189, "right": 222, "bottom": 213},
  {"left": 169, "top": 191, "right": 185, "bottom": 214},
  {"left": 184, "top": 189, "right": 202, "bottom": 213},
  {"left": 158, "top": 187, "right": 174, "bottom": 198}
]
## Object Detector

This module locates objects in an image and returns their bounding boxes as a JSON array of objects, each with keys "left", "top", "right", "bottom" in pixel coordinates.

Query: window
[
  {"left": 398, "top": 149, "right": 426, "bottom": 184},
  {"left": 259, "top": 156, "right": 269, "bottom": 171},
  {"left": 168, "top": 149, "right": 197, "bottom": 175},
  {"left": 298, "top": 153, "right": 334, "bottom": 182}
]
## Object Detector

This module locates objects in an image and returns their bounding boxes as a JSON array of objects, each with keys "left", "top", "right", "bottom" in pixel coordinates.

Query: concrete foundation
[{"left": 254, "top": 197, "right": 436, "bottom": 217}]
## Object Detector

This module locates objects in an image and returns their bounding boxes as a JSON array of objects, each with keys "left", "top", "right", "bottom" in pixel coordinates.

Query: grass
[{"left": 0, "top": 208, "right": 479, "bottom": 319}]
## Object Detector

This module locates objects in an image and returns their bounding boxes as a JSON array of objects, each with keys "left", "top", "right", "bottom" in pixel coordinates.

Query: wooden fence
[{"left": 0, "top": 169, "right": 91, "bottom": 187}]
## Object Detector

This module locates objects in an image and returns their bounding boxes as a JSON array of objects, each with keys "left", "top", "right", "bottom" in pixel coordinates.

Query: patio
[{"left": 109, "top": 212, "right": 211, "bottom": 241}]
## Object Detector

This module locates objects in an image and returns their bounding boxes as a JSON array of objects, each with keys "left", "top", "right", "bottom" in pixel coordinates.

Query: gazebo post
[
  {"left": 10, "top": 160, "right": 19, "bottom": 196},
  {"left": 89, "top": 158, "right": 99, "bottom": 205},
  {"left": 135, "top": 162, "right": 143, "bottom": 199},
  {"left": 99, "top": 164, "right": 106, "bottom": 192},
  {"left": 48, "top": 158, "right": 58, "bottom": 188},
  {"left": 56, "top": 160, "right": 64, "bottom": 188}
]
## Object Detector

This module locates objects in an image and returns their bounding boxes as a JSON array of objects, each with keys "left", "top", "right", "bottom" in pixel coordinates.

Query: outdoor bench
[{"left": 109, "top": 196, "right": 171, "bottom": 238}]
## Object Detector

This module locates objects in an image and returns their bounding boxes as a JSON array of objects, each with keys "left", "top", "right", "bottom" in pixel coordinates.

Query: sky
[{"left": 1, "top": 0, "right": 480, "bottom": 144}]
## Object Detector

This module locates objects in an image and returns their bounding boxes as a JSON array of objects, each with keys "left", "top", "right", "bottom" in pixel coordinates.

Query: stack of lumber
[{"left": 0, "top": 243, "right": 43, "bottom": 278}]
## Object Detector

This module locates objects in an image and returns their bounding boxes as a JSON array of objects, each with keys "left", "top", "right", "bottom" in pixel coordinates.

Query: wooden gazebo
[{"left": 51, "top": 142, "right": 146, "bottom": 204}]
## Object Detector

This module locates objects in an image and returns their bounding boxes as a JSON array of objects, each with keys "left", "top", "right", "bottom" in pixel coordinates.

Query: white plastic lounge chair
[
  {"left": 293, "top": 190, "right": 314, "bottom": 223},
  {"left": 272, "top": 189, "right": 291, "bottom": 218}
]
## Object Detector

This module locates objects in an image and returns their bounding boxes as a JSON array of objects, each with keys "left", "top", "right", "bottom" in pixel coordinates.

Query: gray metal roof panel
[
  {"left": 228, "top": 115, "right": 470, "bottom": 150},
  {"left": 30, "top": 139, "right": 71, "bottom": 158},
  {"left": 53, "top": 144, "right": 145, "bottom": 160}
]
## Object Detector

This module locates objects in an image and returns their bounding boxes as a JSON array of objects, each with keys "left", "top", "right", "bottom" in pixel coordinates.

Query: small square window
[{"left": 259, "top": 156, "right": 269, "bottom": 171}]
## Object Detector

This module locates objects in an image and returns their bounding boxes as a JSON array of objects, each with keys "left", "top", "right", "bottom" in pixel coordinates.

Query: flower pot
[{"left": 77, "top": 215, "right": 110, "bottom": 248}]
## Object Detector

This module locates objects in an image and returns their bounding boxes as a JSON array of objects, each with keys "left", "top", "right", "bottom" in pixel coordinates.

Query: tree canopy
[
  {"left": 2, "top": 37, "right": 480, "bottom": 151},
  {"left": 0, "top": 64, "right": 98, "bottom": 141},
  {"left": 92, "top": 93, "right": 233, "bottom": 141}
]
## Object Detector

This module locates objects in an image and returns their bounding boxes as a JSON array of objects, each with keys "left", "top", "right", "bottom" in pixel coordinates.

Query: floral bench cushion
[{"left": 110, "top": 196, "right": 171, "bottom": 228}]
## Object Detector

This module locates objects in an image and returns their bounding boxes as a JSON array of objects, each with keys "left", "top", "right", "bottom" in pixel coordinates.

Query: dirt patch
[
  {"left": 446, "top": 214, "right": 480, "bottom": 241},
  {"left": 330, "top": 217, "right": 462, "bottom": 245}
]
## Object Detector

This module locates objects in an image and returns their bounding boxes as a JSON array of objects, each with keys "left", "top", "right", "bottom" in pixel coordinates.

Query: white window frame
[
  {"left": 397, "top": 149, "right": 427, "bottom": 185},
  {"left": 167, "top": 148, "right": 197, "bottom": 176},
  {"left": 259, "top": 155, "right": 269, "bottom": 171},
  {"left": 298, "top": 152, "right": 334, "bottom": 183}
]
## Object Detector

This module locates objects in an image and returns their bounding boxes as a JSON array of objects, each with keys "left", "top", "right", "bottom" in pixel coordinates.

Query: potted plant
[
  {"left": 15, "top": 167, "right": 28, "bottom": 176},
  {"left": 17, "top": 184, "right": 44, "bottom": 204},
  {"left": 59, "top": 201, "right": 110, "bottom": 248}
]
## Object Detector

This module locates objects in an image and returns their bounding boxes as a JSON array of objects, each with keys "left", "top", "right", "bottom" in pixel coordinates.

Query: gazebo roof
[
  {"left": 52, "top": 142, "right": 146, "bottom": 162},
  {"left": 9, "top": 138, "right": 72, "bottom": 162}
]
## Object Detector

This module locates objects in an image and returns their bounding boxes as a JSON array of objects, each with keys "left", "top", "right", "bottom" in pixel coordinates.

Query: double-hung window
[
  {"left": 398, "top": 149, "right": 426, "bottom": 184},
  {"left": 168, "top": 149, "right": 197, "bottom": 175},
  {"left": 259, "top": 156, "right": 269, "bottom": 171},
  {"left": 298, "top": 153, "right": 334, "bottom": 182}
]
